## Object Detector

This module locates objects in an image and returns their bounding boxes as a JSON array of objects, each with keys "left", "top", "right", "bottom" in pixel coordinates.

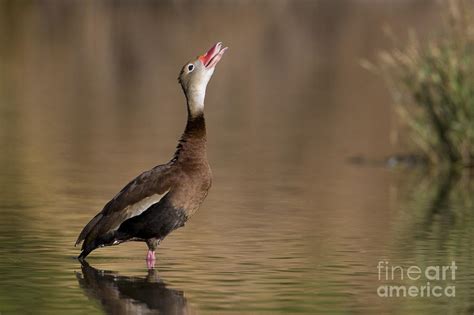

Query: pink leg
[{"left": 146, "top": 250, "right": 156, "bottom": 269}]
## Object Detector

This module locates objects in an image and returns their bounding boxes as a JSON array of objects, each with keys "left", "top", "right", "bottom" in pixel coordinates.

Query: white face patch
[{"left": 188, "top": 67, "right": 215, "bottom": 116}]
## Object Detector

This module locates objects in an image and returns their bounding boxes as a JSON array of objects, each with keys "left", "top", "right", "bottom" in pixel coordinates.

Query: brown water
[{"left": 1, "top": 1, "right": 474, "bottom": 314}]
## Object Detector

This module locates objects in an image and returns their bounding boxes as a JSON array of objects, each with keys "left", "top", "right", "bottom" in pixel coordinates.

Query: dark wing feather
[{"left": 75, "top": 164, "right": 175, "bottom": 248}]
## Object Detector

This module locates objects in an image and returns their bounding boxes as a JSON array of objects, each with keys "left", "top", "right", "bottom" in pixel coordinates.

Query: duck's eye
[{"left": 187, "top": 64, "right": 194, "bottom": 72}]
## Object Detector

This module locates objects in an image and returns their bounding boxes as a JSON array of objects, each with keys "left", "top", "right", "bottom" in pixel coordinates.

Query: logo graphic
[{"left": 377, "top": 260, "right": 456, "bottom": 298}]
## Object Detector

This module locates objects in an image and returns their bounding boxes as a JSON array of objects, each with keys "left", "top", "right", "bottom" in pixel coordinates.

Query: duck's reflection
[{"left": 76, "top": 261, "right": 190, "bottom": 315}]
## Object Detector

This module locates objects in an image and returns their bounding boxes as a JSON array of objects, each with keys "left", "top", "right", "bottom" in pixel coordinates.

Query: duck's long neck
[{"left": 172, "top": 113, "right": 207, "bottom": 164}]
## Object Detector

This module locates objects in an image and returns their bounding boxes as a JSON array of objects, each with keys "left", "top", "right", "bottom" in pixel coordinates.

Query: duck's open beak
[{"left": 199, "top": 42, "right": 228, "bottom": 69}]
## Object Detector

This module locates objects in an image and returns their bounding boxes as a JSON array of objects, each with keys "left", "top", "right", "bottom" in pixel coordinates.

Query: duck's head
[{"left": 178, "top": 42, "right": 228, "bottom": 117}]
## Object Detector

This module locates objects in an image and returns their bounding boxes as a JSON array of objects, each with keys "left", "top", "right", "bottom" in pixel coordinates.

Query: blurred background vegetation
[{"left": 369, "top": 0, "right": 474, "bottom": 168}]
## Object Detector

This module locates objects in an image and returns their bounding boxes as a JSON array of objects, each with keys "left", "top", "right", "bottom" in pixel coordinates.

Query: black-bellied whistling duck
[{"left": 76, "top": 42, "right": 228, "bottom": 264}]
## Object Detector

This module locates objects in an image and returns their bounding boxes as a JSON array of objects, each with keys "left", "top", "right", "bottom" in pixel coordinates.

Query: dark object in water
[
  {"left": 347, "top": 153, "right": 428, "bottom": 168},
  {"left": 76, "top": 260, "right": 188, "bottom": 314}
]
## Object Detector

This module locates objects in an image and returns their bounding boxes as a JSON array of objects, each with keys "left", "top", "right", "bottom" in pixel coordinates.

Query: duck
[{"left": 76, "top": 42, "right": 228, "bottom": 264}]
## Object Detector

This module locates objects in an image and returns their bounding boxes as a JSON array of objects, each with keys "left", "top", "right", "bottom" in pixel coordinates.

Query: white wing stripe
[{"left": 123, "top": 190, "right": 169, "bottom": 219}]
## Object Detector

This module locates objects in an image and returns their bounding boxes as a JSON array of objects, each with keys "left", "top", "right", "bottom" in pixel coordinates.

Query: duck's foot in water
[{"left": 146, "top": 250, "right": 156, "bottom": 269}]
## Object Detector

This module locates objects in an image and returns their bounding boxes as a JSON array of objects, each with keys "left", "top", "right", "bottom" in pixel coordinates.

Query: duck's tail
[
  {"left": 75, "top": 213, "right": 103, "bottom": 247},
  {"left": 77, "top": 231, "right": 117, "bottom": 260}
]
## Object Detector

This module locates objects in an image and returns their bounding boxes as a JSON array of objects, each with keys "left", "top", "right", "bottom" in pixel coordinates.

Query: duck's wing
[{"left": 75, "top": 164, "right": 175, "bottom": 249}]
